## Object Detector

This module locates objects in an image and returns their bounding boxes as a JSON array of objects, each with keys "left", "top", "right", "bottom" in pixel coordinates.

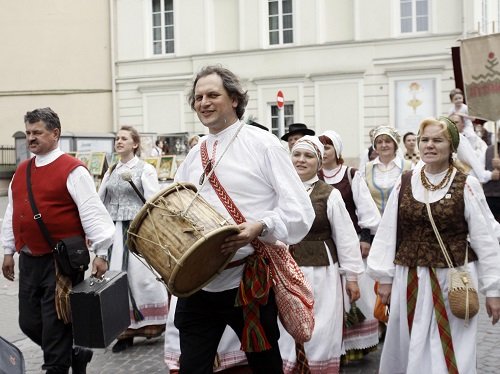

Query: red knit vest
[{"left": 12, "top": 154, "right": 86, "bottom": 255}]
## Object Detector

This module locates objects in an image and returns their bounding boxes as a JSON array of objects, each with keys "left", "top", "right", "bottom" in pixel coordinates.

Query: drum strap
[
  {"left": 200, "top": 140, "right": 273, "bottom": 353},
  {"left": 225, "top": 256, "right": 248, "bottom": 269}
]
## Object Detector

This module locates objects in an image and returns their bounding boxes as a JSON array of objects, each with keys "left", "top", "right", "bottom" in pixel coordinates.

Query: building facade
[
  {"left": 0, "top": 0, "right": 113, "bottom": 148},
  {"left": 2, "top": 1, "right": 499, "bottom": 164},
  {"left": 112, "top": 0, "right": 500, "bottom": 161}
]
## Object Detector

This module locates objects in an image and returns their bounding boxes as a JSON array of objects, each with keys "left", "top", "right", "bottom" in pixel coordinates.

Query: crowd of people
[{"left": 1, "top": 68, "right": 500, "bottom": 374}]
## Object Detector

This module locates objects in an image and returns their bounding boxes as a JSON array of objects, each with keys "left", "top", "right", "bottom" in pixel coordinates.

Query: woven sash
[
  {"left": 295, "top": 342, "right": 311, "bottom": 373},
  {"left": 406, "top": 267, "right": 418, "bottom": 334},
  {"left": 429, "top": 268, "right": 459, "bottom": 374},
  {"left": 200, "top": 140, "right": 272, "bottom": 352},
  {"left": 54, "top": 262, "right": 73, "bottom": 324}
]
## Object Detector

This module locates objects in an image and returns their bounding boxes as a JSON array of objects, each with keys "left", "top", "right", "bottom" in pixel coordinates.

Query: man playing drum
[{"left": 167, "top": 65, "right": 314, "bottom": 373}]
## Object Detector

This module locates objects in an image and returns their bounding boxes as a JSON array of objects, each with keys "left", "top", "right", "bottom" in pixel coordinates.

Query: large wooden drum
[{"left": 127, "top": 182, "right": 240, "bottom": 297}]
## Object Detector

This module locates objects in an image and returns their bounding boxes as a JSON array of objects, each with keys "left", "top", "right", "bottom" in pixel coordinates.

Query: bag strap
[
  {"left": 199, "top": 138, "right": 277, "bottom": 262},
  {"left": 26, "top": 158, "right": 56, "bottom": 248},
  {"left": 108, "top": 162, "right": 118, "bottom": 176},
  {"left": 424, "top": 188, "right": 459, "bottom": 269},
  {"left": 200, "top": 139, "right": 274, "bottom": 352},
  {"left": 425, "top": 187, "right": 473, "bottom": 327},
  {"left": 182, "top": 123, "right": 244, "bottom": 215},
  {"left": 346, "top": 166, "right": 356, "bottom": 186},
  {"left": 200, "top": 140, "right": 260, "bottom": 243}
]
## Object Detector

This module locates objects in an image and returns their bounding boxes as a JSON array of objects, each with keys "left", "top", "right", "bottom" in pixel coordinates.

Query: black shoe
[
  {"left": 72, "top": 346, "right": 93, "bottom": 374},
  {"left": 378, "top": 322, "right": 387, "bottom": 342},
  {"left": 112, "top": 337, "right": 134, "bottom": 353}
]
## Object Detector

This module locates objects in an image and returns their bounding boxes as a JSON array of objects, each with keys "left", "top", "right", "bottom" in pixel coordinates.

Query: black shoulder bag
[{"left": 26, "top": 158, "right": 90, "bottom": 276}]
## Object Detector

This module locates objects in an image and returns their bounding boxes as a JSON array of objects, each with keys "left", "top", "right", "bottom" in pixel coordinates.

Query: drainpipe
[
  {"left": 109, "top": 0, "right": 118, "bottom": 132},
  {"left": 462, "top": 0, "right": 467, "bottom": 39}
]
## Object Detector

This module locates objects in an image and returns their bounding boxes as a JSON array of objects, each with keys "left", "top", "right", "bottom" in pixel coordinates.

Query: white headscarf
[
  {"left": 321, "top": 130, "right": 343, "bottom": 159},
  {"left": 291, "top": 135, "right": 325, "bottom": 167}
]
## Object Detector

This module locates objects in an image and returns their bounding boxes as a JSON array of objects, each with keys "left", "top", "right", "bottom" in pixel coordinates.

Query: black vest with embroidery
[{"left": 332, "top": 167, "right": 360, "bottom": 233}]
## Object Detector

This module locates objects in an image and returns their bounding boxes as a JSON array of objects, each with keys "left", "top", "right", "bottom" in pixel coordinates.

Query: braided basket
[{"left": 448, "top": 268, "right": 479, "bottom": 320}]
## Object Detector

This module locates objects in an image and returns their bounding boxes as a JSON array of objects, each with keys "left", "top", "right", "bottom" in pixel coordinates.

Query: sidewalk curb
[{"left": 8, "top": 333, "right": 28, "bottom": 344}]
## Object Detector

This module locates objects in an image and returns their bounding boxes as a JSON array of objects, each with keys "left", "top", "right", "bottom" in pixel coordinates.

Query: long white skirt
[
  {"left": 109, "top": 221, "right": 169, "bottom": 329},
  {"left": 342, "top": 259, "right": 379, "bottom": 351},
  {"left": 279, "top": 260, "right": 344, "bottom": 374},
  {"left": 164, "top": 296, "right": 247, "bottom": 371},
  {"left": 380, "top": 264, "right": 479, "bottom": 374}
]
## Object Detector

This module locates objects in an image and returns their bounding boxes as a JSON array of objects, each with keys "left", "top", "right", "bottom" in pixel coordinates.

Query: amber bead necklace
[{"left": 420, "top": 164, "right": 454, "bottom": 191}]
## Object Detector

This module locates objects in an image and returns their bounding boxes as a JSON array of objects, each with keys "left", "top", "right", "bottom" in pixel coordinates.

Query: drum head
[
  {"left": 168, "top": 225, "right": 240, "bottom": 297},
  {"left": 127, "top": 182, "right": 198, "bottom": 254}
]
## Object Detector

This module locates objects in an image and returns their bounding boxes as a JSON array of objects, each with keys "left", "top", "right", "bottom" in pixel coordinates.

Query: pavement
[
  {"left": 0, "top": 191, "right": 168, "bottom": 374},
  {"left": 1, "top": 192, "right": 500, "bottom": 373},
  {"left": 0, "top": 248, "right": 167, "bottom": 373},
  {"left": 1, "top": 251, "right": 381, "bottom": 374}
]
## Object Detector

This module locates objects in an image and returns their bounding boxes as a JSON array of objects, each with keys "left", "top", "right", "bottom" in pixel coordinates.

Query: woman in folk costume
[
  {"left": 367, "top": 117, "right": 500, "bottom": 373},
  {"left": 318, "top": 130, "right": 381, "bottom": 362},
  {"left": 279, "top": 135, "right": 364, "bottom": 373},
  {"left": 361, "top": 126, "right": 412, "bottom": 334},
  {"left": 361, "top": 126, "right": 413, "bottom": 214},
  {"left": 403, "top": 132, "right": 420, "bottom": 165},
  {"left": 98, "top": 125, "right": 169, "bottom": 352}
]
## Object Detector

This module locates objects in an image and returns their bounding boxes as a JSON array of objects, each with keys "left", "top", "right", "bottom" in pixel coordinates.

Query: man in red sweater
[{"left": 1, "top": 108, "right": 114, "bottom": 374}]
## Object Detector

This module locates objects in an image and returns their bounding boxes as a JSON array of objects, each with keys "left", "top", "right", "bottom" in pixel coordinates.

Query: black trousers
[
  {"left": 174, "top": 288, "right": 283, "bottom": 374},
  {"left": 486, "top": 196, "right": 500, "bottom": 222},
  {"left": 18, "top": 253, "right": 74, "bottom": 373}
]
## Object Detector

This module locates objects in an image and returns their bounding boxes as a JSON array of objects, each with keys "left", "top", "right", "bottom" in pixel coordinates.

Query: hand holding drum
[
  {"left": 220, "top": 221, "right": 264, "bottom": 255},
  {"left": 492, "top": 158, "right": 500, "bottom": 170}
]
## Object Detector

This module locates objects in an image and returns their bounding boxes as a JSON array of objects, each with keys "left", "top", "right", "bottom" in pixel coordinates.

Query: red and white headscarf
[{"left": 292, "top": 135, "right": 325, "bottom": 167}]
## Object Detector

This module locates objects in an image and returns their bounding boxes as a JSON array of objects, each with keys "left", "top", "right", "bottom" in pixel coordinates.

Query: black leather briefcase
[
  {"left": 0, "top": 336, "right": 25, "bottom": 374},
  {"left": 70, "top": 271, "right": 130, "bottom": 348}
]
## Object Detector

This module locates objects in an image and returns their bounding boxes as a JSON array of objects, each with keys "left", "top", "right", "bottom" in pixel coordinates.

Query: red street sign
[{"left": 276, "top": 90, "right": 284, "bottom": 109}]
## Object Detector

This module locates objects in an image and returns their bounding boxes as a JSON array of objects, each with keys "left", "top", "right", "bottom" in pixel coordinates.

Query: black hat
[
  {"left": 248, "top": 120, "right": 269, "bottom": 132},
  {"left": 281, "top": 123, "right": 315, "bottom": 141}
]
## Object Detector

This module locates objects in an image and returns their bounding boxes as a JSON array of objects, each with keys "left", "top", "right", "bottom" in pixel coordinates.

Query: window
[
  {"left": 271, "top": 104, "right": 294, "bottom": 137},
  {"left": 480, "top": 0, "right": 488, "bottom": 33},
  {"left": 152, "top": 0, "right": 174, "bottom": 54},
  {"left": 400, "top": 0, "right": 429, "bottom": 33},
  {"left": 268, "top": 0, "right": 293, "bottom": 45}
]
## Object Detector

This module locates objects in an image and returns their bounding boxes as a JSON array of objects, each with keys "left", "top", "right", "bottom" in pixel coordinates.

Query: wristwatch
[
  {"left": 258, "top": 220, "right": 269, "bottom": 237},
  {"left": 95, "top": 254, "right": 108, "bottom": 262}
]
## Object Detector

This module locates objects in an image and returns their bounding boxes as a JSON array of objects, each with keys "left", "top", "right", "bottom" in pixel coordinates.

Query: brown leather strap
[{"left": 224, "top": 256, "right": 248, "bottom": 269}]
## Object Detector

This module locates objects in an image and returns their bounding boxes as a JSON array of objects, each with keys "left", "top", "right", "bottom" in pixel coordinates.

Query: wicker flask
[
  {"left": 447, "top": 265, "right": 479, "bottom": 320},
  {"left": 425, "top": 189, "right": 479, "bottom": 324}
]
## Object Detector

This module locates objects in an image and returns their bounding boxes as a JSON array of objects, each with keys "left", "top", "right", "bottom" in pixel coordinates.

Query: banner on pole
[{"left": 461, "top": 33, "right": 500, "bottom": 121}]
